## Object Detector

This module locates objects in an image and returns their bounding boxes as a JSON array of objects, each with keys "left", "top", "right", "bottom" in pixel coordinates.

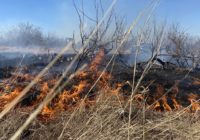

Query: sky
[{"left": 0, "top": 0, "right": 199, "bottom": 37}]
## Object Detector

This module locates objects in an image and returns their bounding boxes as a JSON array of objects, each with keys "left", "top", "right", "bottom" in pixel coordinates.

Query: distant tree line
[
  {"left": 116, "top": 21, "right": 200, "bottom": 69},
  {"left": 70, "top": 0, "right": 200, "bottom": 70},
  {"left": 0, "top": 23, "right": 71, "bottom": 48}
]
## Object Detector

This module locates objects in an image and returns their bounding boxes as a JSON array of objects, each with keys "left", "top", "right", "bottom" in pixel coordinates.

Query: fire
[
  {"left": 172, "top": 98, "right": 181, "bottom": 110},
  {"left": 41, "top": 105, "right": 55, "bottom": 119},
  {"left": 90, "top": 48, "right": 105, "bottom": 71},
  {"left": 0, "top": 88, "right": 21, "bottom": 109},
  {"left": 131, "top": 81, "right": 200, "bottom": 113},
  {"left": 0, "top": 48, "right": 200, "bottom": 121},
  {"left": 188, "top": 93, "right": 200, "bottom": 112},
  {"left": 0, "top": 48, "right": 111, "bottom": 120}
]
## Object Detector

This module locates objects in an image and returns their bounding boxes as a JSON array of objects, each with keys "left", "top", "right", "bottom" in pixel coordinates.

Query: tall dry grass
[
  {"left": 1, "top": 0, "right": 200, "bottom": 140},
  {"left": 0, "top": 91, "right": 200, "bottom": 140}
]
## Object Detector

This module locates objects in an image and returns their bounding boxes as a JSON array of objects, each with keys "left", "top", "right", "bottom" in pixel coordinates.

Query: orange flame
[
  {"left": 188, "top": 93, "right": 200, "bottom": 112},
  {"left": 90, "top": 48, "right": 105, "bottom": 71},
  {"left": 1, "top": 48, "right": 200, "bottom": 121}
]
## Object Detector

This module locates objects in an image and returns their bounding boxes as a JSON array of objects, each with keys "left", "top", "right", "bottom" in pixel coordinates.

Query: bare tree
[
  {"left": 1, "top": 23, "right": 68, "bottom": 49},
  {"left": 149, "top": 21, "right": 166, "bottom": 58},
  {"left": 186, "top": 37, "right": 200, "bottom": 69},
  {"left": 166, "top": 24, "right": 189, "bottom": 67},
  {"left": 72, "top": 0, "right": 126, "bottom": 71},
  {"left": 116, "top": 20, "right": 167, "bottom": 68}
]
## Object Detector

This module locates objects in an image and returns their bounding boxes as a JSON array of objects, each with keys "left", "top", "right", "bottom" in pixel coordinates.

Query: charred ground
[{"left": 0, "top": 52, "right": 200, "bottom": 140}]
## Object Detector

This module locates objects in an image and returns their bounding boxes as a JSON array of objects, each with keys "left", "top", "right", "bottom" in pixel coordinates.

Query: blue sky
[{"left": 0, "top": 0, "right": 199, "bottom": 37}]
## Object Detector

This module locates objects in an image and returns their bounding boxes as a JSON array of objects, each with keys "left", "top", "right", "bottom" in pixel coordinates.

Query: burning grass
[
  {"left": 1, "top": 64, "right": 200, "bottom": 120},
  {"left": 0, "top": 93, "right": 200, "bottom": 140},
  {"left": 0, "top": 49, "right": 200, "bottom": 139},
  {"left": 0, "top": 49, "right": 112, "bottom": 121}
]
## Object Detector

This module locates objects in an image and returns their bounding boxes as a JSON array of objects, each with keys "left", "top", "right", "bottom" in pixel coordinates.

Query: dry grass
[{"left": 0, "top": 91, "right": 200, "bottom": 140}]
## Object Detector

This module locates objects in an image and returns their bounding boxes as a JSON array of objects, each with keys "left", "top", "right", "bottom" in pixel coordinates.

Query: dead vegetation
[
  {"left": 0, "top": 1, "right": 200, "bottom": 140},
  {"left": 0, "top": 92, "right": 200, "bottom": 140},
  {"left": 0, "top": 60, "right": 200, "bottom": 140}
]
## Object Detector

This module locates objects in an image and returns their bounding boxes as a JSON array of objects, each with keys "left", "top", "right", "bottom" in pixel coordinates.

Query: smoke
[{"left": 0, "top": 23, "right": 71, "bottom": 53}]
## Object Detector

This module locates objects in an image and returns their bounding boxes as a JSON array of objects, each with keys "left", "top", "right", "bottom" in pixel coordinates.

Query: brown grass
[{"left": 0, "top": 91, "right": 200, "bottom": 140}]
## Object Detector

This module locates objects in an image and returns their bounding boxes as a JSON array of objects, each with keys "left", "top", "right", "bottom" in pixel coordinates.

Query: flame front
[
  {"left": 0, "top": 48, "right": 110, "bottom": 120},
  {"left": 0, "top": 49, "right": 200, "bottom": 121}
]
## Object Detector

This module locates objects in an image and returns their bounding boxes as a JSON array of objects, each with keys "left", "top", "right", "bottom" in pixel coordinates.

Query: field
[
  {"left": 0, "top": 51, "right": 200, "bottom": 140},
  {"left": 0, "top": 0, "right": 200, "bottom": 139}
]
